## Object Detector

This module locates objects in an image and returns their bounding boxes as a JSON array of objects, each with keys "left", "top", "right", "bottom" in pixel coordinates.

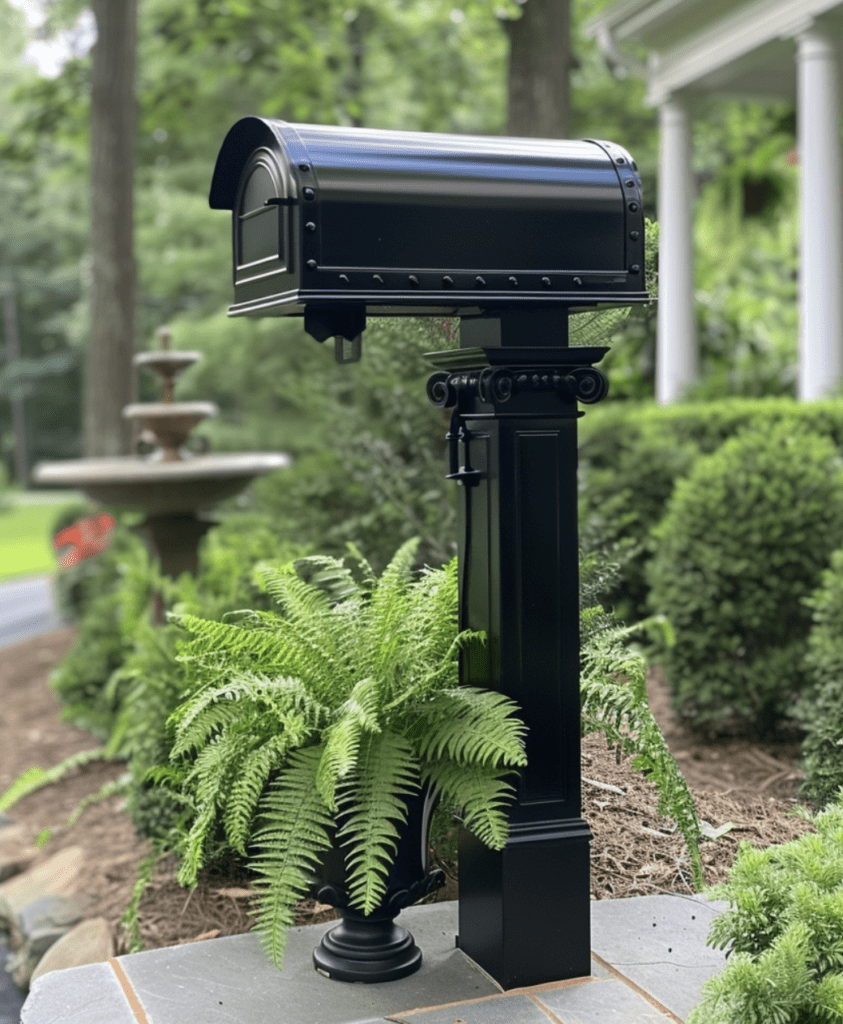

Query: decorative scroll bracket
[{"left": 427, "top": 363, "right": 609, "bottom": 410}]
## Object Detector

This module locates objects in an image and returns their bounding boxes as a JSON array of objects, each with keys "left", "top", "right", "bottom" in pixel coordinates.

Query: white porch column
[
  {"left": 797, "top": 29, "right": 843, "bottom": 401},
  {"left": 657, "top": 97, "right": 697, "bottom": 405}
]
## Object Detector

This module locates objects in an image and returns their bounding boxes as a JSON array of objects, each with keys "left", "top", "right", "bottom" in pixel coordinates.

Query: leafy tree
[{"left": 0, "top": 1, "right": 86, "bottom": 479}]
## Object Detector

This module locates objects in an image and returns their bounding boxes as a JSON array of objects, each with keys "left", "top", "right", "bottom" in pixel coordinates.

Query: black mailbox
[{"left": 209, "top": 118, "right": 647, "bottom": 350}]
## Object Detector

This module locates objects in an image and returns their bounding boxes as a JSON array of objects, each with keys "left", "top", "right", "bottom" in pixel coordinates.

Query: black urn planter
[{"left": 311, "top": 786, "right": 445, "bottom": 983}]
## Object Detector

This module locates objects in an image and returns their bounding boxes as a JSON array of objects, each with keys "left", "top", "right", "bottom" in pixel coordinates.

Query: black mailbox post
[{"left": 210, "top": 119, "right": 648, "bottom": 989}]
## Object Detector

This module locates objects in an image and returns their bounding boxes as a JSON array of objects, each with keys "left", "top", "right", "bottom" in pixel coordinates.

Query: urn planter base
[
  {"left": 313, "top": 907, "right": 422, "bottom": 982},
  {"left": 310, "top": 786, "right": 441, "bottom": 982}
]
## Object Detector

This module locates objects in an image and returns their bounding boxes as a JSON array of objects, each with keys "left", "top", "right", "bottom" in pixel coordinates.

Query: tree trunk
[
  {"left": 502, "top": 0, "right": 571, "bottom": 138},
  {"left": 2, "top": 284, "right": 28, "bottom": 485},
  {"left": 85, "top": 0, "right": 137, "bottom": 457}
]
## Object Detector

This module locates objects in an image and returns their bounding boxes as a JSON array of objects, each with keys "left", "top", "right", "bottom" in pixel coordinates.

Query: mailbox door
[{"left": 233, "top": 147, "right": 296, "bottom": 300}]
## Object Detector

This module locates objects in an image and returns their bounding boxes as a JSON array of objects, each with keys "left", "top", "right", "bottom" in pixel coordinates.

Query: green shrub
[
  {"left": 688, "top": 797, "right": 843, "bottom": 1024},
  {"left": 49, "top": 511, "right": 303, "bottom": 743},
  {"left": 50, "top": 532, "right": 156, "bottom": 737},
  {"left": 795, "top": 547, "right": 843, "bottom": 808},
  {"left": 579, "top": 398, "right": 843, "bottom": 621},
  {"left": 647, "top": 421, "right": 843, "bottom": 737}
]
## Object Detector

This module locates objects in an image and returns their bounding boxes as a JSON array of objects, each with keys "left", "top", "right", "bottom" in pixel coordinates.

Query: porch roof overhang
[{"left": 584, "top": 0, "right": 843, "bottom": 106}]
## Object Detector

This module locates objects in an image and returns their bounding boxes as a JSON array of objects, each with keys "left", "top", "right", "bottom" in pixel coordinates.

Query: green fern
[
  {"left": 250, "top": 746, "right": 334, "bottom": 967},
  {"left": 423, "top": 759, "right": 519, "bottom": 850},
  {"left": 335, "top": 730, "right": 420, "bottom": 914},
  {"left": 580, "top": 614, "right": 704, "bottom": 890},
  {"left": 148, "top": 541, "right": 528, "bottom": 968}
]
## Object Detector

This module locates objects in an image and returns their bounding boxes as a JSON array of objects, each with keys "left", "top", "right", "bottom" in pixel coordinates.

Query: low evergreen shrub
[
  {"left": 579, "top": 398, "right": 843, "bottom": 621},
  {"left": 688, "top": 796, "right": 843, "bottom": 1024},
  {"left": 795, "top": 547, "right": 843, "bottom": 808},
  {"left": 646, "top": 421, "right": 843, "bottom": 737}
]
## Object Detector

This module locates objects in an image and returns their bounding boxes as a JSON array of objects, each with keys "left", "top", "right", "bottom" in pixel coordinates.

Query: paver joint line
[
  {"left": 108, "top": 958, "right": 151, "bottom": 1024},
  {"left": 526, "top": 992, "right": 567, "bottom": 1024},
  {"left": 590, "top": 951, "right": 684, "bottom": 1023}
]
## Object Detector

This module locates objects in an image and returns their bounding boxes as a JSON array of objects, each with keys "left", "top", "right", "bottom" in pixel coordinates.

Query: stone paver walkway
[{"left": 21, "top": 895, "right": 726, "bottom": 1024}]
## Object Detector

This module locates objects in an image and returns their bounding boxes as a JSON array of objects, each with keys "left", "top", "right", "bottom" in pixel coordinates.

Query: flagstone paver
[{"left": 20, "top": 897, "right": 726, "bottom": 1024}]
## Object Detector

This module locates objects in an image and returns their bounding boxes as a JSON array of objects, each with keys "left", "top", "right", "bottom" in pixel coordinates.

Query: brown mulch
[{"left": 0, "top": 628, "right": 816, "bottom": 955}]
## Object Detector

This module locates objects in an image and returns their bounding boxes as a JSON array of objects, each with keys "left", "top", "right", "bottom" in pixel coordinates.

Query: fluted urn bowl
[{"left": 32, "top": 452, "right": 290, "bottom": 516}]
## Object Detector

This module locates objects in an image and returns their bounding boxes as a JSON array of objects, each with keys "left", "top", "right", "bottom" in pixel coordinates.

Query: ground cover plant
[{"left": 688, "top": 795, "right": 843, "bottom": 1024}]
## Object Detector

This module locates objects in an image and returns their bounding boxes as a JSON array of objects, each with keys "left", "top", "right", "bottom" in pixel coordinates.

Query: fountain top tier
[
  {"left": 123, "top": 326, "right": 217, "bottom": 462},
  {"left": 32, "top": 325, "right": 289, "bottom": 516}
]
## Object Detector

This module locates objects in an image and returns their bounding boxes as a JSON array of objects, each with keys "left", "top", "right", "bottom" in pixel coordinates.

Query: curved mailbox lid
[{"left": 210, "top": 118, "right": 647, "bottom": 313}]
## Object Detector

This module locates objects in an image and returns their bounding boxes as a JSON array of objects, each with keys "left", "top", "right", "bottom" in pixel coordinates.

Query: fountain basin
[
  {"left": 32, "top": 452, "right": 290, "bottom": 516},
  {"left": 123, "top": 401, "right": 219, "bottom": 461},
  {"left": 133, "top": 351, "right": 201, "bottom": 373}
]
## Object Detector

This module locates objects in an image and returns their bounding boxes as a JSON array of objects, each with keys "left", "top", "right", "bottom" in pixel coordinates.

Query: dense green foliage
[
  {"left": 688, "top": 797, "right": 843, "bottom": 1024},
  {"left": 796, "top": 548, "right": 843, "bottom": 809},
  {"left": 579, "top": 398, "right": 843, "bottom": 622},
  {"left": 49, "top": 510, "right": 303, "bottom": 744},
  {"left": 191, "top": 315, "right": 461, "bottom": 573},
  {"left": 647, "top": 423, "right": 843, "bottom": 737},
  {"left": 149, "top": 539, "right": 527, "bottom": 966}
]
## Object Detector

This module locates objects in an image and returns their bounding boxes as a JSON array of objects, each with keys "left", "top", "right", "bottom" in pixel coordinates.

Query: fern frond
[
  {"left": 291, "top": 554, "right": 364, "bottom": 605},
  {"left": 120, "top": 846, "right": 166, "bottom": 954},
  {"left": 168, "top": 698, "right": 244, "bottom": 757},
  {"left": 250, "top": 746, "right": 333, "bottom": 968},
  {"left": 422, "top": 759, "right": 518, "bottom": 851},
  {"left": 316, "top": 676, "right": 384, "bottom": 810},
  {"left": 171, "top": 613, "right": 283, "bottom": 671},
  {"left": 410, "top": 687, "right": 527, "bottom": 768},
  {"left": 145, "top": 762, "right": 189, "bottom": 787},
  {"left": 169, "top": 674, "right": 325, "bottom": 757},
  {"left": 0, "top": 748, "right": 105, "bottom": 812},
  {"left": 580, "top": 612, "right": 704, "bottom": 889},
  {"left": 177, "top": 801, "right": 219, "bottom": 887},
  {"left": 223, "top": 734, "right": 294, "bottom": 855},
  {"left": 254, "top": 560, "right": 333, "bottom": 618},
  {"left": 335, "top": 730, "right": 419, "bottom": 914}
]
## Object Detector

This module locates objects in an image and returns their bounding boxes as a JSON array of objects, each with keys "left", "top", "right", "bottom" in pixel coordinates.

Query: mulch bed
[{"left": 0, "top": 628, "right": 815, "bottom": 954}]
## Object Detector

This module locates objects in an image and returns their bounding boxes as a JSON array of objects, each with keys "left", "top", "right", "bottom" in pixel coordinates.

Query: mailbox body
[{"left": 209, "top": 118, "right": 647, "bottom": 322}]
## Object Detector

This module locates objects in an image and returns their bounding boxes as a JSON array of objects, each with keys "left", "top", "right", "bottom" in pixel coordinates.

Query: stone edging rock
[{"left": 0, "top": 819, "right": 113, "bottom": 991}]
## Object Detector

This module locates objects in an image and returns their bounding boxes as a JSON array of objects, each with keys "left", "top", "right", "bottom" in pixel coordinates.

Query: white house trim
[
  {"left": 585, "top": 0, "right": 843, "bottom": 403},
  {"left": 644, "top": 0, "right": 833, "bottom": 105},
  {"left": 797, "top": 27, "right": 843, "bottom": 399},
  {"left": 657, "top": 98, "right": 697, "bottom": 403}
]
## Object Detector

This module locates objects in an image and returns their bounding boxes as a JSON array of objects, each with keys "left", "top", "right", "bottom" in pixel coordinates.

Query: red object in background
[{"left": 52, "top": 512, "right": 116, "bottom": 568}]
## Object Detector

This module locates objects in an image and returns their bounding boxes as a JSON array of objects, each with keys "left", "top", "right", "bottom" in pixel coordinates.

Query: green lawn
[{"left": 0, "top": 492, "right": 83, "bottom": 582}]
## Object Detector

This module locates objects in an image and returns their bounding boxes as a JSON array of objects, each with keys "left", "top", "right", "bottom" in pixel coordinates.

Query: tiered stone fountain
[{"left": 33, "top": 328, "right": 289, "bottom": 580}]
